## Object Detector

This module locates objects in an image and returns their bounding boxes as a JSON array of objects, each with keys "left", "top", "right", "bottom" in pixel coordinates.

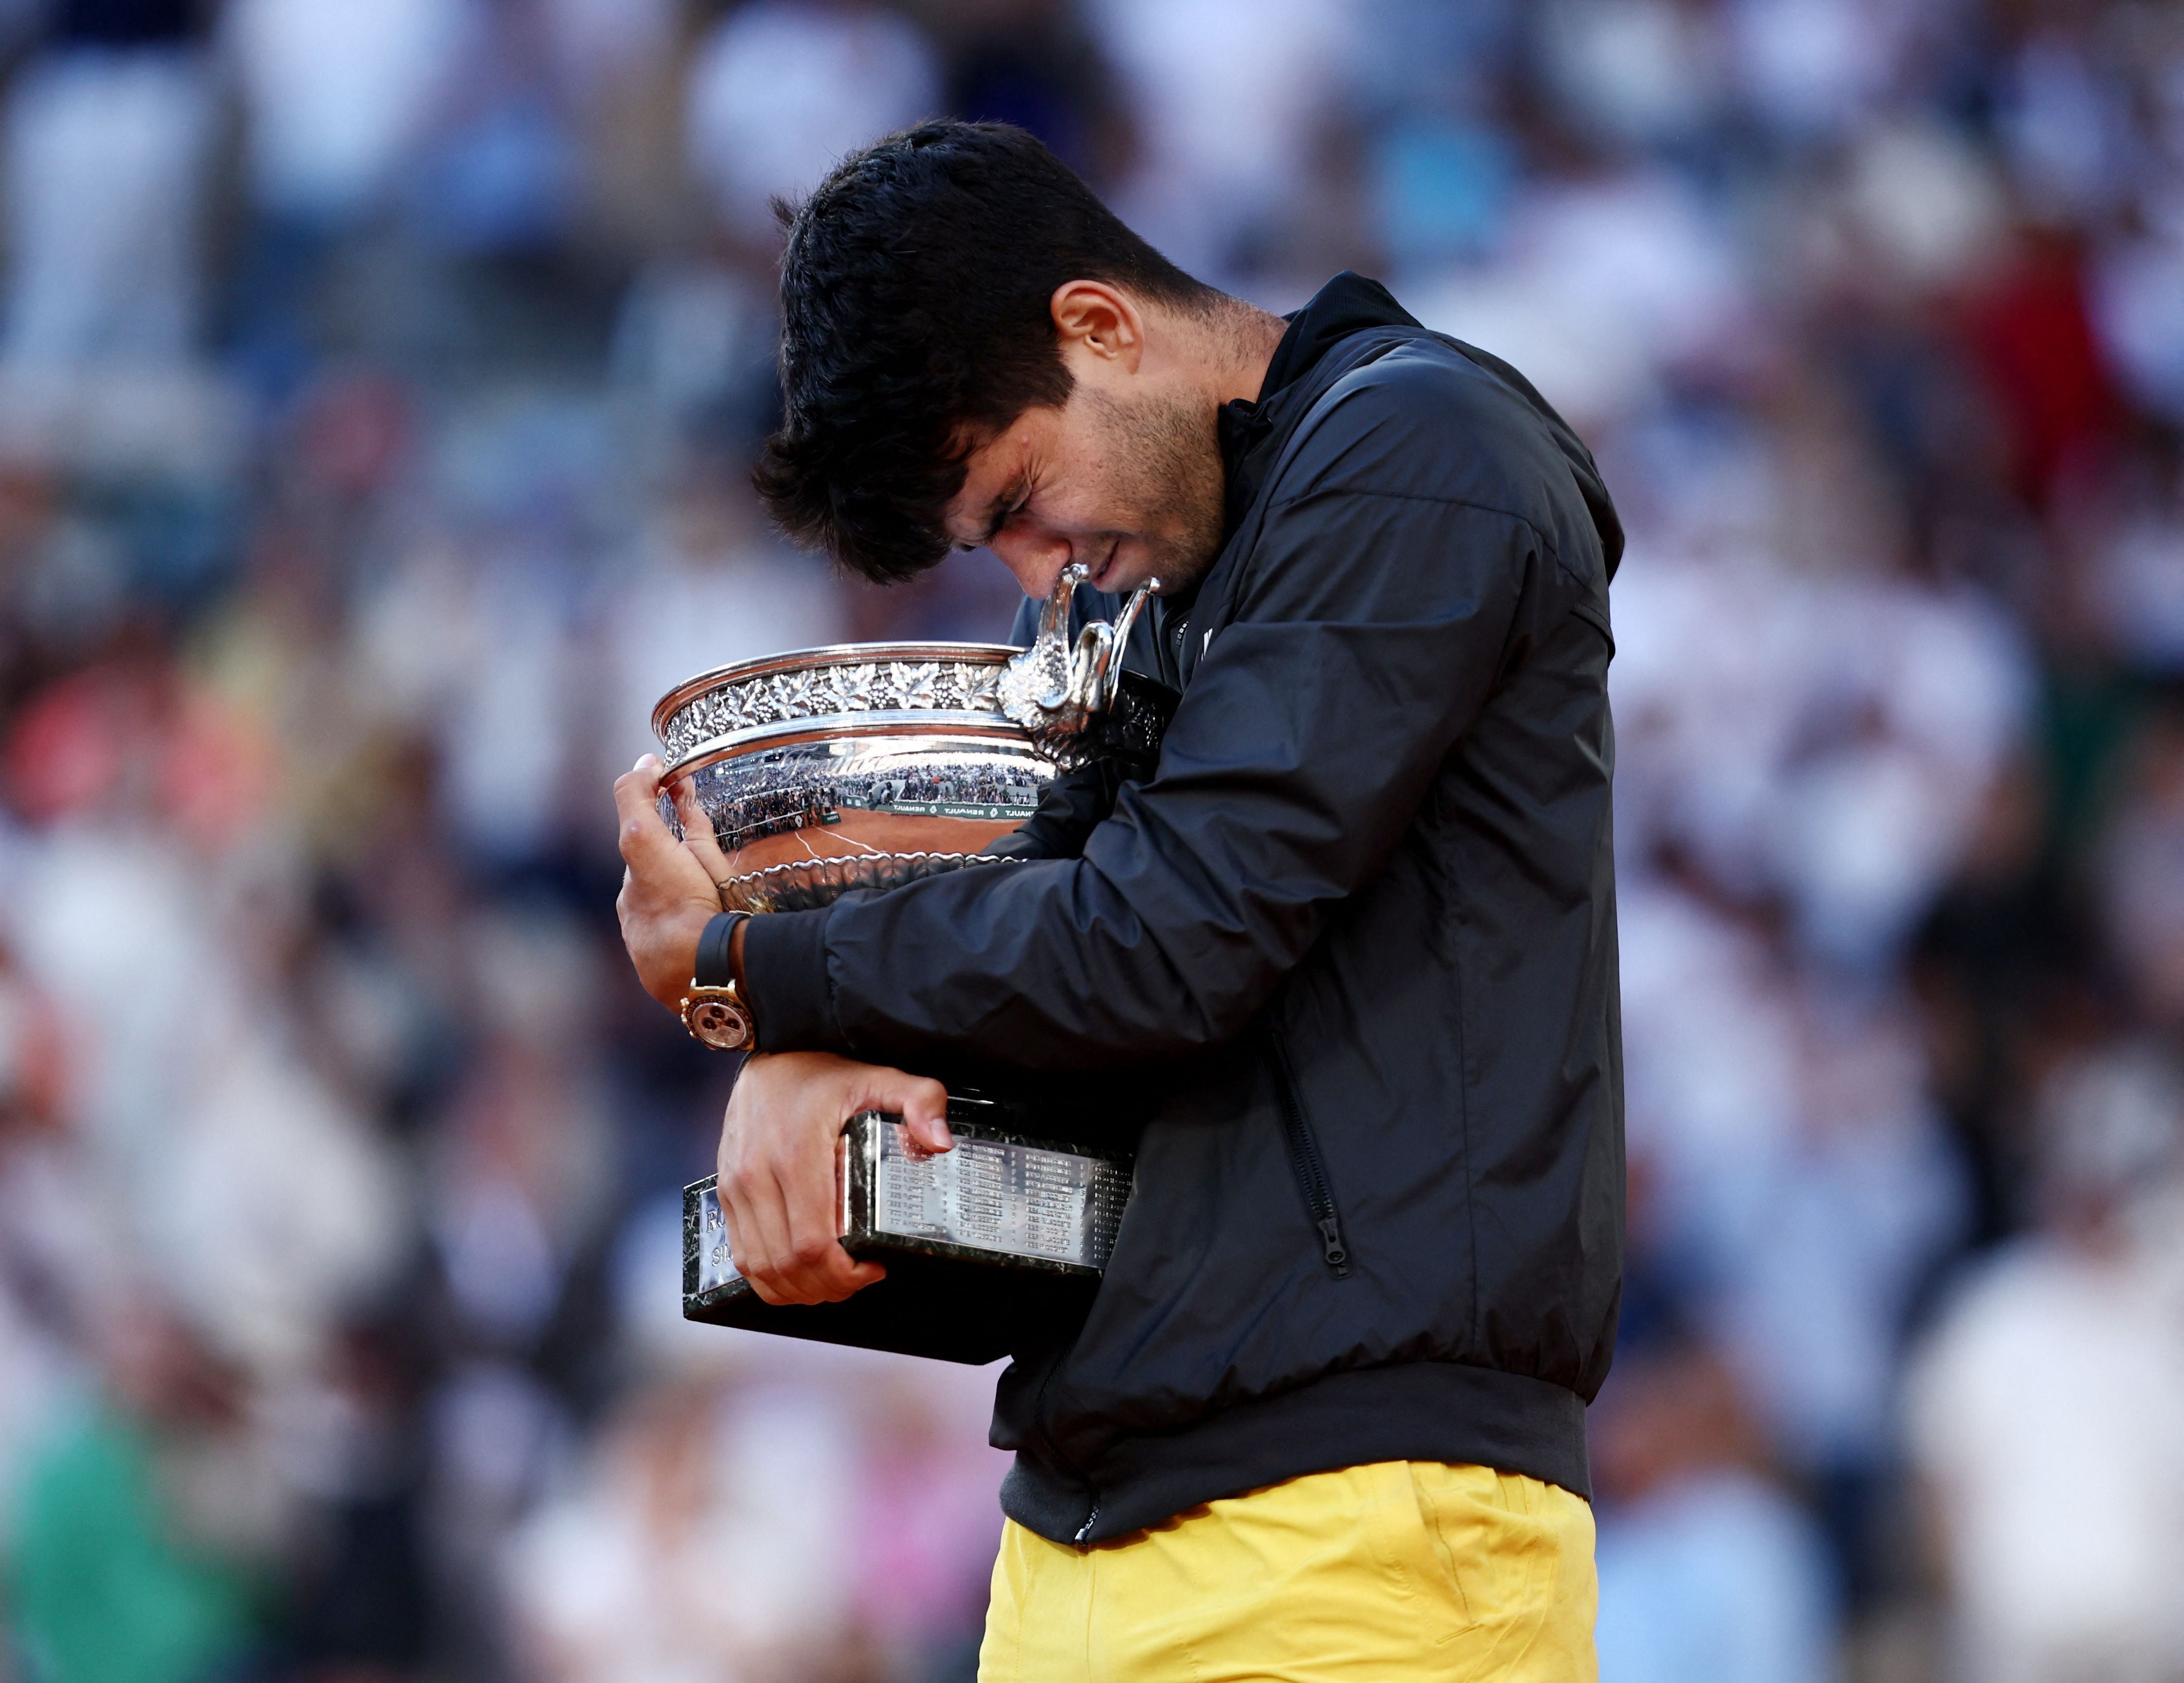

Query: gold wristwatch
[
  {"left": 681, "top": 910, "right": 754, "bottom": 1051},
  {"left": 680, "top": 979, "right": 754, "bottom": 1051}
]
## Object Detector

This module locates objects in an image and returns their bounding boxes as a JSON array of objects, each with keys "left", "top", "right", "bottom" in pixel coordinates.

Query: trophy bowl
[{"left": 652, "top": 641, "right": 1053, "bottom": 913}]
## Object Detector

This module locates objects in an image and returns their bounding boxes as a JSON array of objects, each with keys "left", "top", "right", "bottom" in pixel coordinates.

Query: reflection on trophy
[{"left": 660, "top": 566, "right": 1170, "bottom": 1362}]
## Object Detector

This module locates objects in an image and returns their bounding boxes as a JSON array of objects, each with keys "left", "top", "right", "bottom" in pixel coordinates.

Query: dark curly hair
[{"left": 754, "top": 120, "right": 1213, "bottom": 584}]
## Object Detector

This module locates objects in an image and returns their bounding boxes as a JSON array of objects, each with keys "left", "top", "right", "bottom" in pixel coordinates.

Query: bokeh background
[{"left": 0, "top": 1, "right": 2179, "bottom": 1680}]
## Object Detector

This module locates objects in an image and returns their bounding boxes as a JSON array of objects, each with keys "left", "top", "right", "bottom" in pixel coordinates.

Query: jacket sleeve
[{"left": 741, "top": 489, "right": 1546, "bottom": 1069}]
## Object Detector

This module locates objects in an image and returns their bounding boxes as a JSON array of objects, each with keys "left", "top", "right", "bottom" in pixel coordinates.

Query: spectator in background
[
  {"left": 930, "top": 0, "right": 1127, "bottom": 182},
  {"left": 220, "top": 0, "right": 467, "bottom": 385},
  {"left": 506, "top": 1374, "right": 832, "bottom": 1683},
  {"left": 2101, "top": 708, "right": 2184, "bottom": 1027},
  {"left": 1593, "top": 1340, "right": 1837, "bottom": 1683},
  {"left": 684, "top": 0, "right": 940, "bottom": 249},
  {"left": 3, "top": 0, "right": 214, "bottom": 367},
  {"left": 1088, "top": 0, "right": 1362, "bottom": 282},
  {"left": 0, "top": 936, "right": 79, "bottom": 1517},
  {"left": 1905, "top": 1043, "right": 2184, "bottom": 1683},
  {"left": 223, "top": 0, "right": 463, "bottom": 228},
  {"left": 6, "top": 1308, "right": 284, "bottom": 1683},
  {"left": 505, "top": 1352, "right": 1004, "bottom": 1683}
]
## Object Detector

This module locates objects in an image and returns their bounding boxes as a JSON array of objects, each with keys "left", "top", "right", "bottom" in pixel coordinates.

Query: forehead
[
  {"left": 960, "top": 414, "right": 1037, "bottom": 484},
  {"left": 971, "top": 403, "right": 1068, "bottom": 476}
]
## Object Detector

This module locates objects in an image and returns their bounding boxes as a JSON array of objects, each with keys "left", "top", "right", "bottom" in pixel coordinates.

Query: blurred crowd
[{"left": 0, "top": 1, "right": 2178, "bottom": 1680}]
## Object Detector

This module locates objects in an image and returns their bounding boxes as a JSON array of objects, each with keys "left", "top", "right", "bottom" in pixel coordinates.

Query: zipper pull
[
  {"left": 1073, "top": 1503, "right": 1100, "bottom": 1545},
  {"left": 1316, "top": 1217, "right": 1351, "bottom": 1277}
]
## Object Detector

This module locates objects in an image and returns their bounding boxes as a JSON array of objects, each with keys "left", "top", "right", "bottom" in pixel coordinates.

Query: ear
[{"left": 1050, "top": 281, "right": 1145, "bottom": 373}]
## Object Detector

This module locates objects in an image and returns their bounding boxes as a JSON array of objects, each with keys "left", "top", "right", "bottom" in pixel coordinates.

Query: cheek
[
  {"left": 1036, "top": 464, "right": 1141, "bottom": 539},
  {"left": 1041, "top": 412, "right": 1138, "bottom": 530}
]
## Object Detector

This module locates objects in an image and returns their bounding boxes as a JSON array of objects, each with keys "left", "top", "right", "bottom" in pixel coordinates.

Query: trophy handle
[
  {"left": 1034, "top": 559, "right": 1084, "bottom": 655},
  {"left": 1103, "top": 577, "right": 1155, "bottom": 696},
  {"left": 999, "top": 565, "right": 1162, "bottom": 760}
]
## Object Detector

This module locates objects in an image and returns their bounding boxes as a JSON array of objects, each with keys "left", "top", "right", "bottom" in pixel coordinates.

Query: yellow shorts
[{"left": 978, "top": 1460, "right": 1597, "bottom": 1682}]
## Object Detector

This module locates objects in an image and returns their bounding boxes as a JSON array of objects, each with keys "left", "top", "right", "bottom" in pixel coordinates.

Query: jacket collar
[{"left": 1216, "top": 273, "right": 1423, "bottom": 538}]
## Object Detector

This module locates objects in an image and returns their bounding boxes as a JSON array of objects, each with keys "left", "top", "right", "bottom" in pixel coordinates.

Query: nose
[{"left": 988, "top": 526, "right": 1073, "bottom": 598}]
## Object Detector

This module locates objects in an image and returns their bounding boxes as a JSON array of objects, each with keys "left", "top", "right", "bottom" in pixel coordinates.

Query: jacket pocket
[{"left": 1268, "top": 1031, "right": 1353, "bottom": 1280}]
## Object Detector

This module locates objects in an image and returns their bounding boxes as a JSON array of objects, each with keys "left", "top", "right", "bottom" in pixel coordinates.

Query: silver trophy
[
  {"left": 657, "top": 566, "right": 1163, "bottom": 1360},
  {"left": 650, "top": 564, "right": 1160, "bottom": 913}
]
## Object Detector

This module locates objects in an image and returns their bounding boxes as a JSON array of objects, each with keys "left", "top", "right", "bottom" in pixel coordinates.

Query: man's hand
[
  {"left": 720, "top": 1052, "right": 952, "bottom": 1306},
  {"left": 614, "top": 754, "right": 735, "bottom": 1011}
]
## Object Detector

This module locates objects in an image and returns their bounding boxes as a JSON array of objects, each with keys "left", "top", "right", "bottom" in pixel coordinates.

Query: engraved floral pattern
[{"left": 660, "top": 657, "right": 1012, "bottom": 763}]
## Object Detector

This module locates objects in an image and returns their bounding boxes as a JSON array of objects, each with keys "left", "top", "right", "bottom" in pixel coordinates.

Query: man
[{"left": 617, "top": 120, "right": 1623, "bottom": 1680}]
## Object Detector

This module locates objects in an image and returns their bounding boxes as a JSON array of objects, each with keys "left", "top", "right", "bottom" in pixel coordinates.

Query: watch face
[{"left": 686, "top": 996, "right": 752, "bottom": 1052}]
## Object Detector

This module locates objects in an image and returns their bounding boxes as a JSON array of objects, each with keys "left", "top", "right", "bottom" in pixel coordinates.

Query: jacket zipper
[
  {"left": 1161, "top": 602, "right": 1191, "bottom": 688},
  {"left": 1269, "top": 1032, "right": 1353, "bottom": 1279}
]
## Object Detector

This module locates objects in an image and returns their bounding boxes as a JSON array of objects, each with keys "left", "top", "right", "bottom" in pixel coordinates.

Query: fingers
[
  {"left": 719, "top": 1119, "right": 815, "bottom": 1304},
  {"left": 716, "top": 1157, "right": 793, "bottom": 1300},
  {"left": 615, "top": 755, "right": 727, "bottom": 1007},
  {"left": 857, "top": 1066, "right": 954, "bottom": 1155},
  {"left": 613, "top": 754, "right": 687, "bottom": 877},
  {"left": 719, "top": 1054, "right": 889, "bottom": 1307},
  {"left": 728, "top": 1160, "right": 883, "bottom": 1306},
  {"left": 715, "top": 1054, "right": 956, "bottom": 1307},
  {"left": 672, "top": 779, "right": 736, "bottom": 899},
  {"left": 761, "top": 1145, "right": 885, "bottom": 1304}
]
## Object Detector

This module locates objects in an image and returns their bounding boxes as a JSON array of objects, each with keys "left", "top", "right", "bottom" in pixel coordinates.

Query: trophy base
[
  {"left": 681, "top": 1241, "right": 1103, "bottom": 1364},
  {"left": 683, "top": 1099, "right": 1133, "bottom": 1364}
]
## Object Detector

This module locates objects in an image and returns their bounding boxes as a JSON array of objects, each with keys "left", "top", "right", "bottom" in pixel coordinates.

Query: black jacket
[{"left": 744, "top": 274, "right": 1625, "bottom": 1544}]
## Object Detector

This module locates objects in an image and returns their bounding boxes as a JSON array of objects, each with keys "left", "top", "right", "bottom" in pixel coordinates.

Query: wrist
[{"left": 644, "top": 903, "right": 714, "bottom": 1005}]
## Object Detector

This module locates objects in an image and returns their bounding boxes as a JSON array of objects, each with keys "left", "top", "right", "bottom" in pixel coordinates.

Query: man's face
[{"left": 943, "top": 375, "right": 1227, "bottom": 601}]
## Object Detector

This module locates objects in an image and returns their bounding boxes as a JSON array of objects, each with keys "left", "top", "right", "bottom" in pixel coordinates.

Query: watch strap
[{"left": 695, "top": 910, "right": 748, "bottom": 988}]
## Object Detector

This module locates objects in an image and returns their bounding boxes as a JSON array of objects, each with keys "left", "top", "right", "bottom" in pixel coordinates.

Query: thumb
[{"left": 857, "top": 1067, "right": 952, "bottom": 1154}]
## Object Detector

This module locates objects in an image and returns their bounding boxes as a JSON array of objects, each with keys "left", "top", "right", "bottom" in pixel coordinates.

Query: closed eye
[{"left": 982, "top": 480, "right": 1031, "bottom": 546}]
